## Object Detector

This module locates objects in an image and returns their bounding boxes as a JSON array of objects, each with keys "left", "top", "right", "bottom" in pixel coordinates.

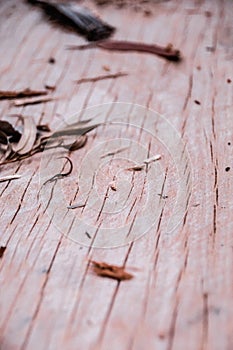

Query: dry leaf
[
  {"left": 0, "top": 88, "right": 48, "bottom": 100},
  {"left": 90, "top": 260, "right": 134, "bottom": 281}
]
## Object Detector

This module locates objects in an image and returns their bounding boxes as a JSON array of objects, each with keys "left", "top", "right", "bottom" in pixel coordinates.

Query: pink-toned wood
[{"left": 0, "top": 1, "right": 233, "bottom": 350}]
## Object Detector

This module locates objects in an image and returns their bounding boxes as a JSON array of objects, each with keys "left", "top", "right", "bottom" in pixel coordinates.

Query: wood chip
[
  {"left": 143, "top": 154, "right": 161, "bottom": 164},
  {"left": 0, "top": 174, "right": 21, "bottom": 183},
  {"left": 90, "top": 260, "right": 134, "bottom": 281},
  {"left": 0, "top": 88, "right": 48, "bottom": 100}
]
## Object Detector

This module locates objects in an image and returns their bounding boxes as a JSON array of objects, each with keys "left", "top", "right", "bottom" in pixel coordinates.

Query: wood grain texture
[{"left": 0, "top": 1, "right": 233, "bottom": 350}]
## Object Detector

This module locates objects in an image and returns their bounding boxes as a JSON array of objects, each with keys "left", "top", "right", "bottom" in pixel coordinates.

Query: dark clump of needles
[{"left": 26, "top": 0, "right": 115, "bottom": 41}]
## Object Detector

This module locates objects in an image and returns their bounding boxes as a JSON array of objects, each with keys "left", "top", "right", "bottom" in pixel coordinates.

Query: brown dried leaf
[
  {"left": 90, "top": 260, "right": 134, "bottom": 281},
  {"left": 0, "top": 88, "right": 47, "bottom": 100}
]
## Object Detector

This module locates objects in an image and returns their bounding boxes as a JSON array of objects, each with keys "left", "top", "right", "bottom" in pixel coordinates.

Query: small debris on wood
[
  {"left": 67, "top": 203, "right": 85, "bottom": 209},
  {"left": 225, "top": 167, "right": 230, "bottom": 172},
  {"left": 143, "top": 154, "right": 161, "bottom": 164},
  {"left": 157, "top": 193, "right": 168, "bottom": 199},
  {"left": 85, "top": 231, "right": 92, "bottom": 239},
  {"left": 0, "top": 174, "right": 21, "bottom": 183},
  {"left": 0, "top": 246, "right": 6, "bottom": 259},
  {"left": 43, "top": 156, "right": 73, "bottom": 185},
  {"left": 109, "top": 181, "right": 117, "bottom": 191},
  {"left": 45, "top": 84, "right": 56, "bottom": 91},
  {"left": 68, "top": 40, "right": 182, "bottom": 62},
  {"left": 196, "top": 65, "right": 201, "bottom": 70},
  {"left": 102, "top": 65, "right": 110, "bottom": 71},
  {"left": 144, "top": 9, "right": 152, "bottom": 16},
  {"left": 127, "top": 165, "right": 145, "bottom": 171},
  {"left": 227, "top": 78, "right": 231, "bottom": 84},
  {"left": 37, "top": 124, "right": 51, "bottom": 132},
  {"left": 0, "top": 88, "right": 48, "bottom": 100},
  {"left": 27, "top": 0, "right": 115, "bottom": 41},
  {"left": 48, "top": 57, "right": 55, "bottom": 64},
  {"left": 101, "top": 146, "right": 128, "bottom": 158},
  {"left": 204, "top": 10, "right": 212, "bottom": 17},
  {"left": 227, "top": 142, "right": 231, "bottom": 146},
  {"left": 76, "top": 72, "right": 128, "bottom": 84},
  {"left": 194, "top": 99, "right": 201, "bottom": 105},
  {"left": 90, "top": 260, "right": 134, "bottom": 281},
  {"left": 206, "top": 46, "right": 215, "bottom": 52},
  {"left": 13, "top": 96, "right": 56, "bottom": 107}
]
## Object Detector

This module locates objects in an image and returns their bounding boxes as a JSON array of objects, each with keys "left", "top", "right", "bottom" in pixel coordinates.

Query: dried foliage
[
  {"left": 90, "top": 260, "right": 134, "bottom": 281},
  {"left": 0, "top": 117, "right": 101, "bottom": 166}
]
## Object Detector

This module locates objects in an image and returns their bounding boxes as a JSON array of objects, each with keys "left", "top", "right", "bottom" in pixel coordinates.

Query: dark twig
[{"left": 68, "top": 40, "right": 182, "bottom": 62}]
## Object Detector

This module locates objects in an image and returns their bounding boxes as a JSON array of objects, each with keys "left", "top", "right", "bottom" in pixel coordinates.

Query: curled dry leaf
[
  {"left": 12, "top": 116, "right": 37, "bottom": 155},
  {"left": 90, "top": 260, "right": 134, "bottom": 281},
  {"left": 43, "top": 156, "right": 73, "bottom": 185}
]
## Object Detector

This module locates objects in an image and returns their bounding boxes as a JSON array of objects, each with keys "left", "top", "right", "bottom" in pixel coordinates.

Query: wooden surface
[{"left": 0, "top": 0, "right": 233, "bottom": 349}]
